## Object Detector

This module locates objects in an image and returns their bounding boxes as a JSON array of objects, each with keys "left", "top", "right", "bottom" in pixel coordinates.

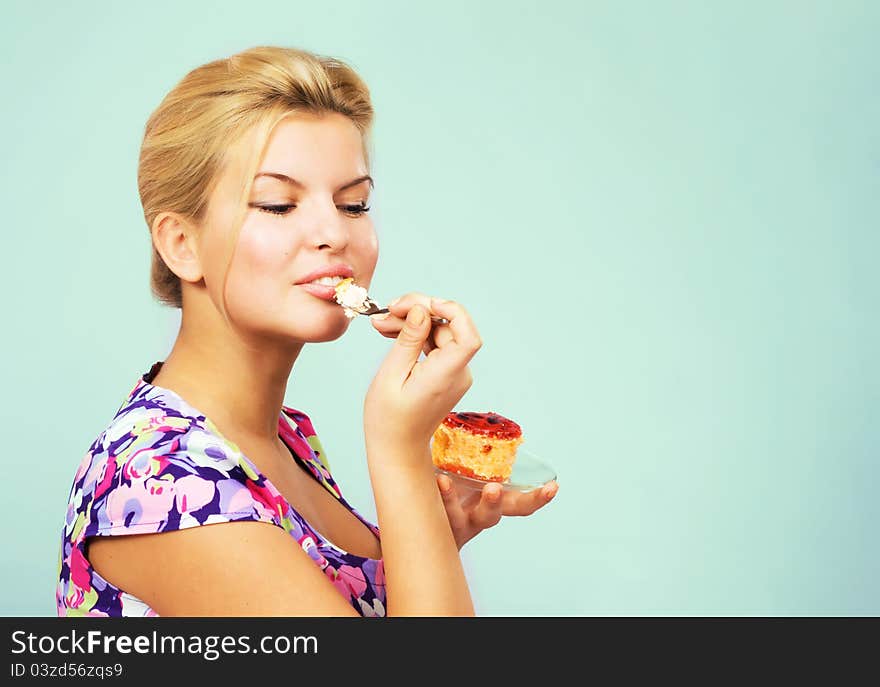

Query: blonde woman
[{"left": 56, "top": 46, "right": 558, "bottom": 617}]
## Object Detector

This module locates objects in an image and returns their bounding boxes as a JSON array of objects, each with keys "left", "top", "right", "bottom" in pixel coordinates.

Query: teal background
[{"left": 1, "top": 1, "right": 877, "bottom": 615}]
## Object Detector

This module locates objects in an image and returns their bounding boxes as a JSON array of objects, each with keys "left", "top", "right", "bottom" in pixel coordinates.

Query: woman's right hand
[{"left": 363, "top": 293, "right": 482, "bottom": 460}]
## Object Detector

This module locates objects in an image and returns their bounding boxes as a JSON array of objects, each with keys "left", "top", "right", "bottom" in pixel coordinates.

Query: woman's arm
[
  {"left": 87, "top": 522, "right": 361, "bottom": 616},
  {"left": 88, "top": 465, "right": 473, "bottom": 617},
  {"left": 366, "top": 440, "right": 474, "bottom": 616},
  {"left": 87, "top": 445, "right": 474, "bottom": 616}
]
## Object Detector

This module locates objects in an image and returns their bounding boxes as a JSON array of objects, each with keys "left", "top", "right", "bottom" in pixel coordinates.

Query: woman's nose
[{"left": 304, "top": 200, "right": 350, "bottom": 249}]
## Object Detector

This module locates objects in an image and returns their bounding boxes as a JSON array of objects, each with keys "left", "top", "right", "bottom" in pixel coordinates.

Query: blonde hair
[{"left": 137, "top": 45, "right": 374, "bottom": 316}]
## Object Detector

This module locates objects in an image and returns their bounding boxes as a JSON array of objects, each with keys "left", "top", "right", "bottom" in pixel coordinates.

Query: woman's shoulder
[
  {"left": 66, "top": 381, "right": 275, "bottom": 539},
  {"left": 94, "top": 380, "right": 245, "bottom": 478}
]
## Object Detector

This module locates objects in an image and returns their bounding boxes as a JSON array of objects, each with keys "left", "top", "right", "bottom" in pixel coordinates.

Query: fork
[{"left": 355, "top": 297, "right": 450, "bottom": 325}]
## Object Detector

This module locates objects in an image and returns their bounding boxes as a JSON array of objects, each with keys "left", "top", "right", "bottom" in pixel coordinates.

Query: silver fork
[{"left": 354, "top": 297, "right": 450, "bottom": 325}]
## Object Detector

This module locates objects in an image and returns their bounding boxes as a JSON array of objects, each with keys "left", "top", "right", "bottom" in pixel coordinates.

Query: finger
[
  {"left": 377, "top": 305, "right": 433, "bottom": 384},
  {"left": 383, "top": 293, "right": 481, "bottom": 371},
  {"left": 501, "top": 480, "right": 559, "bottom": 516},
  {"left": 421, "top": 299, "right": 482, "bottom": 370},
  {"left": 372, "top": 314, "right": 439, "bottom": 354},
  {"left": 437, "top": 474, "right": 468, "bottom": 531},
  {"left": 385, "top": 293, "right": 457, "bottom": 348},
  {"left": 383, "top": 293, "right": 449, "bottom": 352},
  {"left": 386, "top": 292, "right": 433, "bottom": 319},
  {"left": 429, "top": 319, "right": 454, "bottom": 350},
  {"left": 468, "top": 483, "right": 504, "bottom": 530},
  {"left": 428, "top": 299, "right": 481, "bottom": 349},
  {"left": 380, "top": 293, "right": 451, "bottom": 354},
  {"left": 370, "top": 312, "right": 405, "bottom": 339}
]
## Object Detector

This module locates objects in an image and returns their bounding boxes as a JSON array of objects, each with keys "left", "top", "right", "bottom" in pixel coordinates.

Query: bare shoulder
[{"left": 87, "top": 521, "right": 358, "bottom": 616}]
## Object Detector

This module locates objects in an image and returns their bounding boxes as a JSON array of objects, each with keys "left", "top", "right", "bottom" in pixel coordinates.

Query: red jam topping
[{"left": 442, "top": 411, "right": 522, "bottom": 440}]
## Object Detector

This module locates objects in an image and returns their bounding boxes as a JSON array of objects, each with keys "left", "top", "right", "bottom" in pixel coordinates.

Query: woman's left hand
[{"left": 436, "top": 474, "right": 559, "bottom": 550}]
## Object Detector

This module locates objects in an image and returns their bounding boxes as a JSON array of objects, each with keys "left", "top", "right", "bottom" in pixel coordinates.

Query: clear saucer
[{"left": 431, "top": 442, "right": 557, "bottom": 494}]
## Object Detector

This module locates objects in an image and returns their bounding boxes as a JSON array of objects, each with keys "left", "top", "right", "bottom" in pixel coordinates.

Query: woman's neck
[{"left": 151, "top": 334, "right": 301, "bottom": 443}]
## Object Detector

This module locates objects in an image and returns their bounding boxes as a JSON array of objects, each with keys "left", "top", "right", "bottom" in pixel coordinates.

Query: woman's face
[{"left": 201, "top": 112, "right": 379, "bottom": 343}]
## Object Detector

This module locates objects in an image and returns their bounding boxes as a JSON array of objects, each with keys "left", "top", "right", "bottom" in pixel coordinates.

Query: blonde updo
[{"left": 137, "top": 45, "right": 374, "bottom": 310}]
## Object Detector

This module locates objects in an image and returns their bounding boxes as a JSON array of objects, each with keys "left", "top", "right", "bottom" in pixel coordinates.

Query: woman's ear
[{"left": 152, "top": 212, "right": 204, "bottom": 284}]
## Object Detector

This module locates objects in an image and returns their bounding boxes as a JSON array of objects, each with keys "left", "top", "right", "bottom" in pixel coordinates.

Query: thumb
[{"left": 381, "top": 305, "right": 430, "bottom": 380}]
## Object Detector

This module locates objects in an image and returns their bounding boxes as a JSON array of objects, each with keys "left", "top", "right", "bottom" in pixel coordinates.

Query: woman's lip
[{"left": 298, "top": 283, "right": 337, "bottom": 300}]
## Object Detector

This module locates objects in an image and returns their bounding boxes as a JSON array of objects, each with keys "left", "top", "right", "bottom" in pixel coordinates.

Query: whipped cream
[{"left": 334, "top": 278, "right": 370, "bottom": 318}]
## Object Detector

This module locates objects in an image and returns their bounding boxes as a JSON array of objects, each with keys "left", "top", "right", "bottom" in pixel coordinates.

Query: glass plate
[{"left": 431, "top": 442, "right": 557, "bottom": 493}]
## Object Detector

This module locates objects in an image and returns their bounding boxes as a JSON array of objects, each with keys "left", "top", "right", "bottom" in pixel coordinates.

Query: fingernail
[
  {"left": 410, "top": 307, "right": 426, "bottom": 325},
  {"left": 389, "top": 297, "right": 402, "bottom": 307},
  {"left": 545, "top": 485, "right": 558, "bottom": 500},
  {"left": 431, "top": 298, "right": 448, "bottom": 307},
  {"left": 370, "top": 313, "right": 390, "bottom": 320}
]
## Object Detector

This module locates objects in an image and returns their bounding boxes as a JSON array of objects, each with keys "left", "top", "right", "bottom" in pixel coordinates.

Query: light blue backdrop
[{"left": 1, "top": 0, "right": 877, "bottom": 615}]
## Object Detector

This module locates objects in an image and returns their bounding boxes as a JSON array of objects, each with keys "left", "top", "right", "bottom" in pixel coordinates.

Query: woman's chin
[
  {"left": 294, "top": 314, "right": 353, "bottom": 342},
  {"left": 234, "top": 297, "right": 355, "bottom": 342}
]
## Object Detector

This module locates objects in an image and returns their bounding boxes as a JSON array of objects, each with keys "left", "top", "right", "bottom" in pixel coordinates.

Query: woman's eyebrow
[{"left": 253, "top": 172, "right": 374, "bottom": 191}]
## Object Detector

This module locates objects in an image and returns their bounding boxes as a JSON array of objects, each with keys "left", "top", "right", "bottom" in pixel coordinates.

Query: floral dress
[{"left": 56, "top": 361, "right": 386, "bottom": 617}]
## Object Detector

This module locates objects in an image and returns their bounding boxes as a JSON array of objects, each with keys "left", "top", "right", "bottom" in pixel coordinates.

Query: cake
[
  {"left": 334, "top": 277, "right": 370, "bottom": 318},
  {"left": 431, "top": 411, "right": 523, "bottom": 482}
]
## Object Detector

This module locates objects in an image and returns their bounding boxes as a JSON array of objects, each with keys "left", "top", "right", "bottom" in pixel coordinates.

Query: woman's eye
[
  {"left": 249, "top": 203, "right": 370, "bottom": 217},
  {"left": 251, "top": 203, "right": 295, "bottom": 216},
  {"left": 341, "top": 203, "right": 371, "bottom": 217}
]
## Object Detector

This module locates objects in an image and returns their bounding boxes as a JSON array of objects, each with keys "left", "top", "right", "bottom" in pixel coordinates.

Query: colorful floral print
[{"left": 57, "top": 362, "right": 385, "bottom": 617}]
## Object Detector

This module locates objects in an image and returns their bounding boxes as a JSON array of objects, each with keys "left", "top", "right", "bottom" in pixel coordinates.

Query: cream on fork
[{"left": 333, "top": 278, "right": 449, "bottom": 324}]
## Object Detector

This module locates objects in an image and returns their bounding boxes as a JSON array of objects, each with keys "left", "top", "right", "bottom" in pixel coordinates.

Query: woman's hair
[{"left": 137, "top": 45, "right": 374, "bottom": 313}]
